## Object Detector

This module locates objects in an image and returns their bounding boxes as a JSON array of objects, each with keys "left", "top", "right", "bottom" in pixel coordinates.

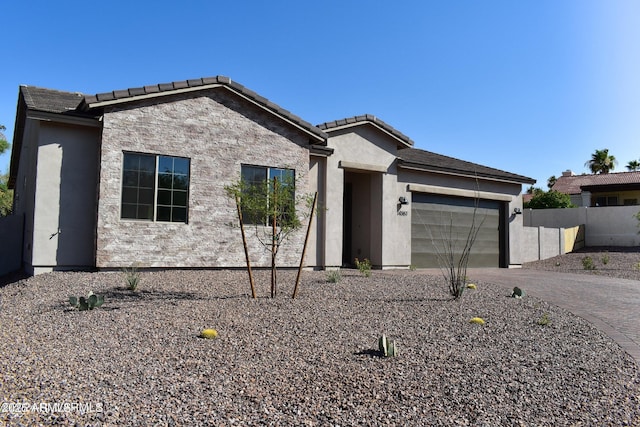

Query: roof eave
[
  {"left": 397, "top": 160, "right": 536, "bottom": 185},
  {"left": 324, "top": 121, "right": 413, "bottom": 148},
  {"left": 83, "top": 80, "right": 328, "bottom": 144}
]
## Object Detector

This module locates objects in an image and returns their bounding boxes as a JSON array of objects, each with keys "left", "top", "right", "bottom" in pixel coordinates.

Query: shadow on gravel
[
  {"left": 0, "top": 270, "right": 30, "bottom": 288},
  {"left": 102, "top": 287, "right": 207, "bottom": 302},
  {"left": 354, "top": 349, "right": 386, "bottom": 358}
]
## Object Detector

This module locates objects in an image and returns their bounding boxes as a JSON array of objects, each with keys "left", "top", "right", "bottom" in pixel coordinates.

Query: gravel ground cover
[
  {"left": 523, "top": 246, "right": 640, "bottom": 281},
  {"left": 1, "top": 268, "right": 639, "bottom": 426}
]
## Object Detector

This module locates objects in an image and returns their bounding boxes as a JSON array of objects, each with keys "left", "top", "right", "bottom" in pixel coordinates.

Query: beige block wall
[{"left": 96, "top": 89, "right": 311, "bottom": 268}]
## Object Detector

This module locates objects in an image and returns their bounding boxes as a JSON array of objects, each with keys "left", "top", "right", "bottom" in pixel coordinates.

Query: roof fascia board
[
  {"left": 85, "top": 84, "right": 224, "bottom": 109},
  {"left": 407, "top": 183, "right": 514, "bottom": 202},
  {"left": 309, "top": 145, "right": 334, "bottom": 157},
  {"left": 220, "top": 86, "right": 326, "bottom": 143},
  {"left": 27, "top": 111, "right": 101, "bottom": 128},
  {"left": 326, "top": 121, "right": 412, "bottom": 148},
  {"left": 398, "top": 161, "right": 534, "bottom": 185},
  {"left": 339, "top": 160, "right": 388, "bottom": 173},
  {"left": 86, "top": 83, "right": 326, "bottom": 143}
]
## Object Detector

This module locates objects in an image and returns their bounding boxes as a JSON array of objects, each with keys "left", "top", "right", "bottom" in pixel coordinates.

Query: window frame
[
  {"left": 240, "top": 164, "right": 295, "bottom": 226},
  {"left": 120, "top": 152, "right": 191, "bottom": 223}
]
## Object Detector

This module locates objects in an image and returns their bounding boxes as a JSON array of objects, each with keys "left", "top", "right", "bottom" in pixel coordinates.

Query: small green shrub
[
  {"left": 601, "top": 252, "right": 610, "bottom": 265},
  {"left": 537, "top": 313, "right": 551, "bottom": 326},
  {"left": 69, "top": 292, "right": 104, "bottom": 311},
  {"left": 354, "top": 258, "right": 372, "bottom": 278},
  {"left": 326, "top": 269, "right": 342, "bottom": 283},
  {"left": 123, "top": 263, "right": 141, "bottom": 291},
  {"left": 409, "top": 264, "right": 417, "bottom": 271},
  {"left": 582, "top": 256, "right": 596, "bottom": 270}
]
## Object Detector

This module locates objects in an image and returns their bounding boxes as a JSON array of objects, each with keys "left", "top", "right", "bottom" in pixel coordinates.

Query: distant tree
[
  {"left": 524, "top": 190, "right": 574, "bottom": 209},
  {"left": 0, "top": 125, "right": 12, "bottom": 216},
  {"left": 0, "top": 125, "right": 9, "bottom": 156},
  {"left": 547, "top": 175, "right": 557, "bottom": 189},
  {"left": 526, "top": 186, "right": 544, "bottom": 195},
  {"left": 0, "top": 173, "right": 12, "bottom": 216},
  {"left": 585, "top": 149, "right": 617, "bottom": 174},
  {"left": 626, "top": 160, "right": 640, "bottom": 171}
]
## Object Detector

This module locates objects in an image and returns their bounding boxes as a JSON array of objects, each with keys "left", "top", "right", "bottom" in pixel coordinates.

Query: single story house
[
  {"left": 7, "top": 76, "right": 535, "bottom": 275},
  {"left": 552, "top": 170, "right": 640, "bottom": 207}
]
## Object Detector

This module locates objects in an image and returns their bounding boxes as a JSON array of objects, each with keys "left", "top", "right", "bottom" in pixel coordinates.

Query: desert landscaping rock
[{"left": 1, "top": 268, "right": 639, "bottom": 425}]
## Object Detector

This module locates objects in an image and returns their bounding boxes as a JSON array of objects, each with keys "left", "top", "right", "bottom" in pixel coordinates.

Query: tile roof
[
  {"left": 552, "top": 171, "right": 640, "bottom": 194},
  {"left": 19, "top": 85, "right": 89, "bottom": 115},
  {"left": 18, "top": 77, "right": 327, "bottom": 142},
  {"left": 397, "top": 148, "right": 536, "bottom": 184},
  {"left": 317, "top": 114, "right": 413, "bottom": 147},
  {"left": 80, "top": 76, "right": 327, "bottom": 141}
]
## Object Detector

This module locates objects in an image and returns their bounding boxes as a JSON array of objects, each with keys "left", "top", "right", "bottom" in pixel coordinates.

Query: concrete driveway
[{"left": 468, "top": 268, "right": 640, "bottom": 365}]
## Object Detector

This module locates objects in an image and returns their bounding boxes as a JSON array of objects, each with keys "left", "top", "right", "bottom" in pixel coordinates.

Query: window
[
  {"left": 240, "top": 164, "right": 295, "bottom": 225},
  {"left": 594, "top": 196, "right": 618, "bottom": 207},
  {"left": 121, "top": 153, "right": 190, "bottom": 223}
]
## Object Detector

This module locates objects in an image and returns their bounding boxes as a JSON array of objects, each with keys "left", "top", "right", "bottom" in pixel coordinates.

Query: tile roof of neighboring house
[
  {"left": 317, "top": 114, "right": 414, "bottom": 147},
  {"left": 552, "top": 171, "right": 640, "bottom": 194},
  {"left": 397, "top": 148, "right": 536, "bottom": 184}
]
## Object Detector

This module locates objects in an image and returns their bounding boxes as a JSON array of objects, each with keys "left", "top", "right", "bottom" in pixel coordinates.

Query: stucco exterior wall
[
  {"left": 323, "top": 125, "right": 408, "bottom": 268},
  {"left": 96, "top": 89, "right": 311, "bottom": 268},
  {"left": 13, "top": 120, "right": 100, "bottom": 274}
]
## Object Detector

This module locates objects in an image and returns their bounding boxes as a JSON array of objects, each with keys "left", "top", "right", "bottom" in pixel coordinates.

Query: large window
[
  {"left": 240, "top": 165, "right": 295, "bottom": 225},
  {"left": 121, "top": 153, "right": 190, "bottom": 223}
]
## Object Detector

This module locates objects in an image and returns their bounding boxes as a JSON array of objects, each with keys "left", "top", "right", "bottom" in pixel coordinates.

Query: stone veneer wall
[{"left": 96, "top": 89, "right": 311, "bottom": 268}]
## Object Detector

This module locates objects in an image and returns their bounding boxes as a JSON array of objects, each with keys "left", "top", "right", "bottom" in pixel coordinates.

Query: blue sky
[{"left": 2, "top": 1, "right": 639, "bottom": 188}]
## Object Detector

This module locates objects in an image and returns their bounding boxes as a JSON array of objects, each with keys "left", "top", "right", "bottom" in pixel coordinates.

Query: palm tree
[
  {"left": 626, "top": 160, "right": 640, "bottom": 171},
  {"left": 585, "top": 149, "right": 617, "bottom": 174}
]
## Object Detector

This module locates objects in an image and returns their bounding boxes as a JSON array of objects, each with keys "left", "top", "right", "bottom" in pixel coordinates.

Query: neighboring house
[
  {"left": 552, "top": 170, "right": 640, "bottom": 207},
  {"left": 7, "top": 76, "right": 535, "bottom": 275}
]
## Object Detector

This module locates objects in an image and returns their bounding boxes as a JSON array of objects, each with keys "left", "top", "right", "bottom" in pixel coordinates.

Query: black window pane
[
  {"left": 123, "top": 154, "right": 141, "bottom": 171},
  {"left": 139, "top": 172, "right": 155, "bottom": 188},
  {"left": 158, "top": 157, "right": 173, "bottom": 174},
  {"left": 172, "top": 207, "right": 187, "bottom": 223},
  {"left": 122, "top": 187, "right": 138, "bottom": 204},
  {"left": 157, "top": 189, "right": 171, "bottom": 205},
  {"left": 121, "top": 204, "right": 137, "bottom": 219},
  {"left": 173, "top": 158, "right": 189, "bottom": 175},
  {"left": 137, "top": 204, "right": 154, "bottom": 220},
  {"left": 123, "top": 171, "right": 138, "bottom": 187},
  {"left": 173, "top": 175, "right": 188, "bottom": 190},
  {"left": 157, "top": 206, "right": 171, "bottom": 222},
  {"left": 173, "top": 191, "right": 187, "bottom": 207},
  {"left": 139, "top": 155, "right": 156, "bottom": 172},
  {"left": 242, "top": 166, "right": 266, "bottom": 184},
  {"left": 158, "top": 173, "right": 172, "bottom": 189},
  {"left": 139, "top": 188, "right": 155, "bottom": 205}
]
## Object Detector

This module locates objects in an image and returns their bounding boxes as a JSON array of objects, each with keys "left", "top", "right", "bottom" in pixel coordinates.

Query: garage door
[{"left": 411, "top": 193, "right": 502, "bottom": 268}]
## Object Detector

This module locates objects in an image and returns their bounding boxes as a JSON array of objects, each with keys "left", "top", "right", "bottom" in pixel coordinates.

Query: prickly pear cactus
[
  {"left": 512, "top": 287, "right": 525, "bottom": 298},
  {"left": 69, "top": 292, "right": 104, "bottom": 310}
]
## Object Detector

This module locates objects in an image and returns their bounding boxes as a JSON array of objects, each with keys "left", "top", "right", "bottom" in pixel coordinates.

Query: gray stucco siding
[{"left": 96, "top": 89, "right": 311, "bottom": 268}]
